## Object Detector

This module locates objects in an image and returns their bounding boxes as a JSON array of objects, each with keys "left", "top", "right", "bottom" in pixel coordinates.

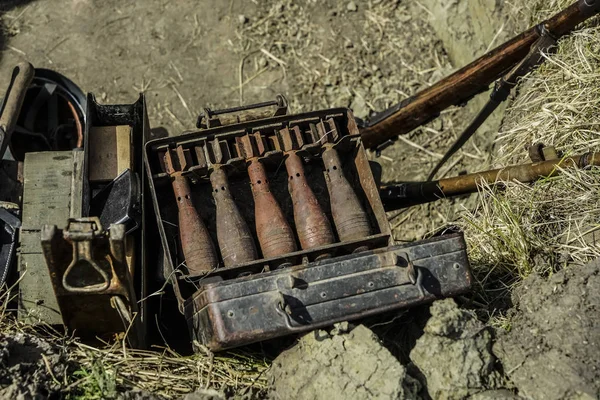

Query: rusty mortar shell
[
  {"left": 247, "top": 159, "right": 297, "bottom": 258},
  {"left": 238, "top": 132, "right": 297, "bottom": 259},
  {"left": 164, "top": 148, "right": 218, "bottom": 276},
  {"left": 209, "top": 166, "right": 258, "bottom": 267},
  {"left": 322, "top": 145, "right": 372, "bottom": 243},
  {"left": 285, "top": 151, "right": 335, "bottom": 251}
]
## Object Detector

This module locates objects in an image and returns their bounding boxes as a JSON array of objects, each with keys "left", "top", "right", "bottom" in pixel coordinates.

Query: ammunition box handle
[{"left": 196, "top": 94, "right": 288, "bottom": 129}]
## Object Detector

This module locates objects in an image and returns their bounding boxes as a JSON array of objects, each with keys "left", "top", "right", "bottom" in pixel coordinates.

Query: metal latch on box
[{"left": 41, "top": 217, "right": 142, "bottom": 346}]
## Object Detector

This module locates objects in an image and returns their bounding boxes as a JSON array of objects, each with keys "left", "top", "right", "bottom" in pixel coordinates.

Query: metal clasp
[
  {"left": 399, "top": 252, "right": 425, "bottom": 299},
  {"left": 274, "top": 291, "right": 306, "bottom": 332}
]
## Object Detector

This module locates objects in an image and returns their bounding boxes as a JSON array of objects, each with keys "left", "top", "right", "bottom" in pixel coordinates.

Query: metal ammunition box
[
  {"left": 33, "top": 94, "right": 150, "bottom": 347},
  {"left": 145, "top": 103, "right": 473, "bottom": 351}
]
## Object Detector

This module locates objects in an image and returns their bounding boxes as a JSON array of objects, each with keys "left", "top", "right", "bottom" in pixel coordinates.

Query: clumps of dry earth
[
  {"left": 0, "top": 331, "right": 70, "bottom": 398},
  {"left": 268, "top": 324, "right": 421, "bottom": 399},
  {"left": 266, "top": 260, "right": 600, "bottom": 399},
  {"left": 410, "top": 300, "right": 504, "bottom": 399},
  {"left": 494, "top": 259, "right": 600, "bottom": 400}
]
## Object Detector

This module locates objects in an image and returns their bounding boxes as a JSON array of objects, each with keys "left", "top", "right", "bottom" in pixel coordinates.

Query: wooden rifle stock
[{"left": 361, "top": 0, "right": 600, "bottom": 150}]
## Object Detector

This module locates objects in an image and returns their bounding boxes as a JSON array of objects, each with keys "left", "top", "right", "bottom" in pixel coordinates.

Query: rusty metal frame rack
[{"left": 145, "top": 108, "right": 391, "bottom": 305}]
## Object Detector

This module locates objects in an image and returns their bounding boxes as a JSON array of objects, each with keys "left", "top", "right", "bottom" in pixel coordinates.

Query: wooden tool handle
[
  {"left": 171, "top": 175, "right": 218, "bottom": 275},
  {"left": 210, "top": 167, "right": 257, "bottom": 267},
  {"left": 248, "top": 160, "right": 297, "bottom": 258},
  {"left": 0, "top": 62, "right": 34, "bottom": 156},
  {"left": 322, "top": 147, "right": 371, "bottom": 241},
  {"left": 286, "top": 152, "right": 335, "bottom": 250}
]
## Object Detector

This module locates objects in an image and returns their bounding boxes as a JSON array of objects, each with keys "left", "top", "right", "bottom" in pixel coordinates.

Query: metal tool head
[
  {"left": 236, "top": 132, "right": 268, "bottom": 160},
  {"left": 163, "top": 145, "right": 191, "bottom": 174},
  {"left": 277, "top": 126, "right": 305, "bottom": 152}
]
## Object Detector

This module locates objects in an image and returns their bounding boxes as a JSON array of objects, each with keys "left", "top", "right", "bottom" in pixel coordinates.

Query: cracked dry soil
[
  {"left": 268, "top": 259, "right": 600, "bottom": 400},
  {"left": 268, "top": 324, "right": 421, "bottom": 400}
]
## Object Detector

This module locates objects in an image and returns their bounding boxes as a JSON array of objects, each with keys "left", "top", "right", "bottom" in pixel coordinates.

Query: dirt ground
[{"left": 2, "top": 0, "right": 599, "bottom": 399}]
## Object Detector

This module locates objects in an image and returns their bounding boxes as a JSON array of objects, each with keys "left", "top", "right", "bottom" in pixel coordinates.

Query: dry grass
[
  {"left": 457, "top": 4, "right": 600, "bottom": 317},
  {"left": 0, "top": 283, "right": 268, "bottom": 399}
]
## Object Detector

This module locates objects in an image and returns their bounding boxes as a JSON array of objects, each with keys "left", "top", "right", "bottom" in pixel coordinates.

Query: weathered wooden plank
[
  {"left": 18, "top": 151, "right": 74, "bottom": 324},
  {"left": 70, "top": 149, "right": 84, "bottom": 219},
  {"left": 18, "top": 236, "right": 62, "bottom": 324},
  {"left": 21, "top": 151, "right": 73, "bottom": 230},
  {"left": 88, "top": 125, "right": 131, "bottom": 182}
]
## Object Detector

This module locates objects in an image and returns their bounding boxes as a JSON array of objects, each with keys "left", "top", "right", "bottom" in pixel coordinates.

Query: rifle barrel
[
  {"left": 380, "top": 152, "right": 600, "bottom": 210},
  {"left": 361, "top": 0, "right": 599, "bottom": 150}
]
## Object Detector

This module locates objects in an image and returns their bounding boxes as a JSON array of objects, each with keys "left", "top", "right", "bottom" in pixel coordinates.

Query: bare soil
[
  {"left": 0, "top": 331, "right": 68, "bottom": 398},
  {"left": 494, "top": 259, "right": 600, "bottom": 400}
]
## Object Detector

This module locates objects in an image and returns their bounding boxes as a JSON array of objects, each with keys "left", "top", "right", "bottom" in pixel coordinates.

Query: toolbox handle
[
  {"left": 397, "top": 252, "right": 426, "bottom": 299},
  {"left": 62, "top": 240, "right": 111, "bottom": 293},
  {"left": 196, "top": 95, "right": 288, "bottom": 129},
  {"left": 273, "top": 253, "right": 427, "bottom": 331}
]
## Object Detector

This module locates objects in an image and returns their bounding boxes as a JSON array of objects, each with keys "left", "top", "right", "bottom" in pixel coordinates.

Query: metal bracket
[
  {"left": 41, "top": 217, "right": 142, "bottom": 347},
  {"left": 274, "top": 291, "right": 306, "bottom": 332},
  {"left": 579, "top": 0, "right": 600, "bottom": 17},
  {"left": 528, "top": 143, "right": 559, "bottom": 162},
  {"left": 398, "top": 252, "right": 425, "bottom": 299}
]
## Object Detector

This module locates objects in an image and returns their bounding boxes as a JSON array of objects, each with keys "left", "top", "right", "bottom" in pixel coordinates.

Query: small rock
[
  {"left": 469, "top": 389, "right": 523, "bottom": 400},
  {"left": 550, "top": 273, "right": 566, "bottom": 285},
  {"left": 237, "top": 14, "right": 248, "bottom": 24},
  {"left": 258, "top": 57, "right": 268, "bottom": 68},
  {"left": 398, "top": 14, "right": 411, "bottom": 23},
  {"left": 268, "top": 325, "right": 420, "bottom": 400},
  {"left": 183, "top": 389, "right": 226, "bottom": 400},
  {"left": 347, "top": 1, "right": 358, "bottom": 12},
  {"left": 330, "top": 321, "right": 350, "bottom": 335},
  {"left": 410, "top": 299, "right": 503, "bottom": 400},
  {"left": 350, "top": 95, "right": 369, "bottom": 120}
]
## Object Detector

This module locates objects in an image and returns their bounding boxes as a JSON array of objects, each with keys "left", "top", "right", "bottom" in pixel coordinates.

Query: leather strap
[{"left": 427, "top": 28, "right": 557, "bottom": 181}]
